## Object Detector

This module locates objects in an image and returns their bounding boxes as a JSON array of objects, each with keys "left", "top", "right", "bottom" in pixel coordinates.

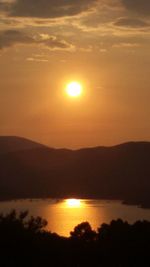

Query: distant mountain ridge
[
  {"left": 0, "top": 136, "right": 48, "bottom": 154},
  {"left": 0, "top": 136, "right": 150, "bottom": 208}
]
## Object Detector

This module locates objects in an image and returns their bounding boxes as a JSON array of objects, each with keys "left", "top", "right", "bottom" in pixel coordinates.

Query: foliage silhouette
[
  {"left": 70, "top": 222, "right": 97, "bottom": 241},
  {"left": 0, "top": 211, "right": 150, "bottom": 266}
]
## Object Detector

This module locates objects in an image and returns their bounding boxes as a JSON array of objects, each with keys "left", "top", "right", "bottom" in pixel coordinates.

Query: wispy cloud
[
  {"left": 0, "top": 29, "right": 74, "bottom": 50},
  {"left": 0, "top": 0, "right": 97, "bottom": 18},
  {"left": 114, "top": 17, "right": 150, "bottom": 28},
  {"left": 121, "top": 0, "right": 150, "bottom": 16}
]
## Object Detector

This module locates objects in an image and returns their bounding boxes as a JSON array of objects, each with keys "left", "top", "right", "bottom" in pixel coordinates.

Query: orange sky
[{"left": 0, "top": 0, "right": 150, "bottom": 148}]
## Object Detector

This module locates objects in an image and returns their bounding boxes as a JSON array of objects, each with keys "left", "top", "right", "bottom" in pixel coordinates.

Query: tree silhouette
[
  {"left": 70, "top": 222, "right": 96, "bottom": 241},
  {"left": 0, "top": 212, "right": 150, "bottom": 266}
]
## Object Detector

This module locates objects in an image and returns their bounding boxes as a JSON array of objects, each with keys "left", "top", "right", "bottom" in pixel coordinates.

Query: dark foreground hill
[
  {"left": 0, "top": 136, "right": 150, "bottom": 207},
  {"left": 0, "top": 211, "right": 150, "bottom": 267}
]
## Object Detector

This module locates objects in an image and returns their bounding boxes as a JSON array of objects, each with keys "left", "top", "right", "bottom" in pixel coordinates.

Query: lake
[{"left": 0, "top": 199, "right": 150, "bottom": 236}]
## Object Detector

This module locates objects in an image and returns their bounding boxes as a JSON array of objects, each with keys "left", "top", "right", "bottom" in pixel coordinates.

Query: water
[{"left": 0, "top": 199, "right": 150, "bottom": 236}]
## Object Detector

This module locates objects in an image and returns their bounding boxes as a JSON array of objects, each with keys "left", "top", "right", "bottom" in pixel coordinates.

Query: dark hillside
[{"left": 0, "top": 137, "right": 150, "bottom": 207}]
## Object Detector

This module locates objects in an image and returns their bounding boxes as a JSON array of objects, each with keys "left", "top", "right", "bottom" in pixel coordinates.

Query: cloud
[
  {"left": 112, "top": 42, "right": 140, "bottom": 48},
  {"left": 37, "top": 33, "right": 75, "bottom": 50},
  {"left": 26, "top": 57, "right": 48, "bottom": 62},
  {"left": 0, "top": 0, "right": 97, "bottom": 18},
  {"left": 121, "top": 0, "right": 150, "bottom": 16},
  {"left": 114, "top": 17, "right": 150, "bottom": 28},
  {"left": 0, "top": 29, "right": 33, "bottom": 49},
  {"left": 0, "top": 29, "right": 73, "bottom": 50}
]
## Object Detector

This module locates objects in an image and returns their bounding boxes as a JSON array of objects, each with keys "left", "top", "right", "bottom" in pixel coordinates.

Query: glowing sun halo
[{"left": 66, "top": 81, "right": 82, "bottom": 97}]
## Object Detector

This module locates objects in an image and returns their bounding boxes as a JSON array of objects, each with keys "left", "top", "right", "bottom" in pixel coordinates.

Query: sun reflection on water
[
  {"left": 2, "top": 199, "right": 148, "bottom": 237},
  {"left": 65, "top": 199, "right": 82, "bottom": 208}
]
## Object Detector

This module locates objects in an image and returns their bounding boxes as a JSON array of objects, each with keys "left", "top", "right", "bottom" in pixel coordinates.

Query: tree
[{"left": 70, "top": 222, "right": 96, "bottom": 241}]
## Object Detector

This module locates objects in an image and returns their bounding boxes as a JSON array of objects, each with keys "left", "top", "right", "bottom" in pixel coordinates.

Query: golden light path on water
[
  {"left": 38, "top": 199, "right": 150, "bottom": 236},
  {"left": 1, "top": 198, "right": 150, "bottom": 237},
  {"left": 45, "top": 198, "right": 104, "bottom": 236}
]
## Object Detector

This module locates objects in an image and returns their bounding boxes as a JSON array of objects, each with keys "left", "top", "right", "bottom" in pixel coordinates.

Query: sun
[{"left": 66, "top": 81, "right": 82, "bottom": 97}]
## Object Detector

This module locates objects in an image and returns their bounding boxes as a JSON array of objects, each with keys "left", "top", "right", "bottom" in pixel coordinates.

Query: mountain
[
  {"left": 0, "top": 136, "right": 150, "bottom": 208},
  {"left": 0, "top": 136, "right": 47, "bottom": 154}
]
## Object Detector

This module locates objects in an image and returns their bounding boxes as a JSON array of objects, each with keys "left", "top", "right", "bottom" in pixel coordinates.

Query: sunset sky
[{"left": 0, "top": 0, "right": 150, "bottom": 148}]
